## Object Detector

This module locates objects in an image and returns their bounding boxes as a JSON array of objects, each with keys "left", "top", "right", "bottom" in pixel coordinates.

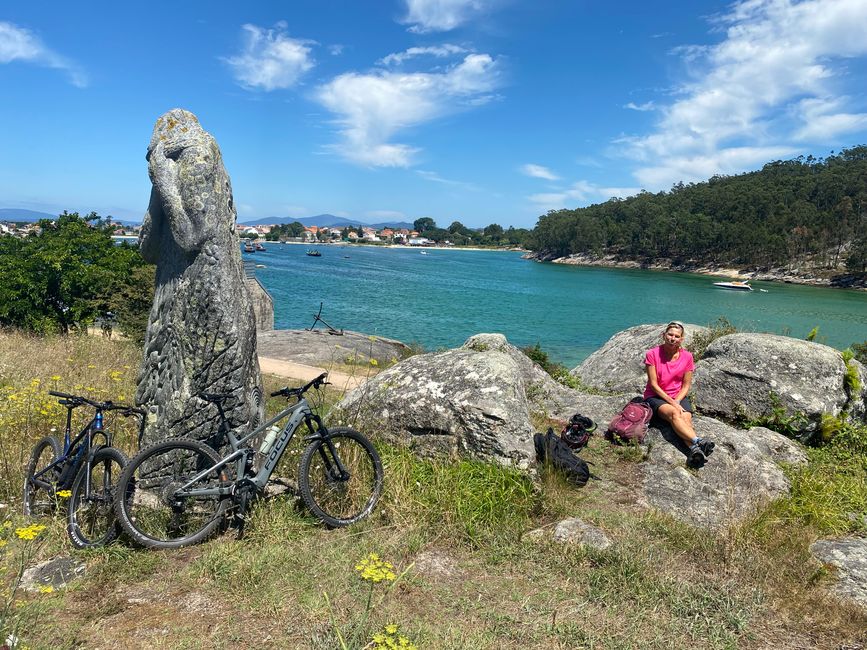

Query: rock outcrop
[
  {"left": 572, "top": 323, "right": 709, "bottom": 395},
  {"left": 811, "top": 537, "right": 867, "bottom": 610},
  {"left": 693, "top": 333, "right": 853, "bottom": 433},
  {"left": 136, "top": 109, "right": 263, "bottom": 445},
  {"left": 257, "top": 329, "right": 411, "bottom": 368},
  {"left": 338, "top": 333, "right": 577, "bottom": 467},
  {"left": 639, "top": 419, "right": 806, "bottom": 529},
  {"left": 339, "top": 330, "right": 807, "bottom": 532}
]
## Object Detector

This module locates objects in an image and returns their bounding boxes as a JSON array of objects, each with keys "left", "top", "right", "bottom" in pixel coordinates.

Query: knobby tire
[
  {"left": 298, "top": 427, "right": 383, "bottom": 527},
  {"left": 67, "top": 446, "right": 128, "bottom": 549},
  {"left": 114, "top": 438, "right": 229, "bottom": 549},
  {"left": 23, "top": 435, "right": 62, "bottom": 517}
]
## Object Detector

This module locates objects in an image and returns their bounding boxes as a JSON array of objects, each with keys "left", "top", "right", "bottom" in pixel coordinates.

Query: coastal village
[{"left": 0, "top": 219, "right": 442, "bottom": 247}]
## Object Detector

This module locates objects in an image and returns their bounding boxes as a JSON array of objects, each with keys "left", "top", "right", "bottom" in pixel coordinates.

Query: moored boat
[
  {"left": 713, "top": 280, "right": 752, "bottom": 291},
  {"left": 306, "top": 249, "right": 322, "bottom": 257},
  {"left": 255, "top": 241, "right": 266, "bottom": 251},
  {"left": 243, "top": 240, "right": 254, "bottom": 253}
]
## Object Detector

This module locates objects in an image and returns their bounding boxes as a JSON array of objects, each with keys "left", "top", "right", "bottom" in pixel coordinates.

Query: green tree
[
  {"left": 0, "top": 211, "right": 150, "bottom": 335},
  {"left": 413, "top": 217, "right": 436, "bottom": 233}
]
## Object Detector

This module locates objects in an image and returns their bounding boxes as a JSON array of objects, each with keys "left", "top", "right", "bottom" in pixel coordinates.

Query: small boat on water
[
  {"left": 713, "top": 280, "right": 753, "bottom": 291},
  {"left": 243, "top": 241, "right": 255, "bottom": 253},
  {"left": 306, "top": 249, "right": 322, "bottom": 257},
  {"left": 255, "top": 241, "right": 266, "bottom": 251},
  {"left": 420, "top": 251, "right": 428, "bottom": 255}
]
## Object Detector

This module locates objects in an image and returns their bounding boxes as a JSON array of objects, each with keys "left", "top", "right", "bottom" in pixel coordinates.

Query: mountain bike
[
  {"left": 113, "top": 373, "right": 383, "bottom": 549},
  {"left": 23, "top": 391, "right": 145, "bottom": 549}
]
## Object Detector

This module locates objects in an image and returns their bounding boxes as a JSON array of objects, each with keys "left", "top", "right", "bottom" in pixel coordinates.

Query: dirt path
[{"left": 258, "top": 355, "right": 367, "bottom": 391}]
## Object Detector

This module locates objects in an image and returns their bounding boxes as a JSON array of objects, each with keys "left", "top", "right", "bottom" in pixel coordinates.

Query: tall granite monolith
[{"left": 135, "top": 109, "right": 263, "bottom": 445}]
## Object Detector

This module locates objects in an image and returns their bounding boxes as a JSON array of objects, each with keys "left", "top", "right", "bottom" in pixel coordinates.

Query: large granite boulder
[
  {"left": 136, "top": 109, "right": 263, "bottom": 445},
  {"left": 640, "top": 418, "right": 807, "bottom": 529},
  {"left": 338, "top": 333, "right": 578, "bottom": 467},
  {"left": 693, "top": 334, "right": 854, "bottom": 434},
  {"left": 572, "top": 323, "right": 709, "bottom": 394}
]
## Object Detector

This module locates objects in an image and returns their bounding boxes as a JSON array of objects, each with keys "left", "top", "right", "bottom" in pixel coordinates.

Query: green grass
[{"left": 2, "top": 331, "right": 867, "bottom": 649}]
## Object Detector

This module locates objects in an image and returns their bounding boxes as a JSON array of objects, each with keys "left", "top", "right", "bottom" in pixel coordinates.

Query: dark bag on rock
[
  {"left": 606, "top": 397, "right": 652, "bottom": 444},
  {"left": 560, "top": 412, "right": 596, "bottom": 450},
  {"left": 534, "top": 428, "right": 590, "bottom": 487}
]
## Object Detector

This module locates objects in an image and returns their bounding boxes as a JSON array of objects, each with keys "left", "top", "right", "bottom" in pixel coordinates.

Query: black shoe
[
  {"left": 688, "top": 443, "right": 706, "bottom": 467},
  {"left": 698, "top": 439, "right": 715, "bottom": 457}
]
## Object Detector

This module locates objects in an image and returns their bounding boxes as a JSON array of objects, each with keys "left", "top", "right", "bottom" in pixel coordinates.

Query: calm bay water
[{"left": 252, "top": 244, "right": 867, "bottom": 368}]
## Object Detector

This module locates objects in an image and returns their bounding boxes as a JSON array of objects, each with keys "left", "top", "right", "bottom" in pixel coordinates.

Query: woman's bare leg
[{"left": 655, "top": 404, "right": 696, "bottom": 446}]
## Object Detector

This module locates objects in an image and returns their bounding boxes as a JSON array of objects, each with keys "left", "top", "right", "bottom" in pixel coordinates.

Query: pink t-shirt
[{"left": 643, "top": 346, "right": 695, "bottom": 399}]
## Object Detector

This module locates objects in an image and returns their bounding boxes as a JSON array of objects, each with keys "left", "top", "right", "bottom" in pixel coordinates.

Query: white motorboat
[{"left": 712, "top": 280, "right": 753, "bottom": 291}]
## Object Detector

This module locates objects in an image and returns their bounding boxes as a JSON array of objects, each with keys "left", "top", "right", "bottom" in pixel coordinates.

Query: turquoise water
[{"left": 252, "top": 244, "right": 867, "bottom": 368}]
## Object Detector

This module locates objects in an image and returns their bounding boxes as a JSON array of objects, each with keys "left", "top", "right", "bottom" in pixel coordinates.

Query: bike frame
[
  {"left": 31, "top": 410, "right": 110, "bottom": 493},
  {"left": 175, "top": 395, "right": 347, "bottom": 500}
]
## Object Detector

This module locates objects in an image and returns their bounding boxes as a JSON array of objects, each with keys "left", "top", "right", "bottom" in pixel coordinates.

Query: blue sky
[{"left": 2, "top": 0, "right": 867, "bottom": 228}]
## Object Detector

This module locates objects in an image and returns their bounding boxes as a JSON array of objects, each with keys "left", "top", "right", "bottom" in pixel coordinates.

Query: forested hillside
[{"left": 528, "top": 146, "right": 867, "bottom": 273}]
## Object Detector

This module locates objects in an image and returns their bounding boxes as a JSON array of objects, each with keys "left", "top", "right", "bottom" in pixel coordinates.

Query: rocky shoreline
[{"left": 524, "top": 251, "right": 867, "bottom": 290}]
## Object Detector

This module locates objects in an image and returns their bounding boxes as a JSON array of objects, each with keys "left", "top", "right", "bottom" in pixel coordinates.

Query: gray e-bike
[{"left": 113, "top": 373, "right": 382, "bottom": 549}]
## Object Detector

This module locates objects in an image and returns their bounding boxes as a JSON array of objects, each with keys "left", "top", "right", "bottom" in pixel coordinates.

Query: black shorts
[{"left": 645, "top": 396, "right": 693, "bottom": 414}]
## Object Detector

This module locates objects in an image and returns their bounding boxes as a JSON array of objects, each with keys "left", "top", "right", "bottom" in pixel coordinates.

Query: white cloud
[
  {"left": 528, "top": 181, "right": 640, "bottom": 212},
  {"left": 520, "top": 164, "right": 560, "bottom": 181},
  {"left": 0, "top": 21, "right": 87, "bottom": 87},
  {"left": 379, "top": 44, "right": 469, "bottom": 66},
  {"left": 416, "top": 170, "right": 479, "bottom": 189},
  {"left": 315, "top": 53, "right": 502, "bottom": 167},
  {"left": 622, "top": 0, "right": 867, "bottom": 190},
  {"left": 793, "top": 96, "right": 867, "bottom": 141},
  {"left": 624, "top": 101, "right": 655, "bottom": 112},
  {"left": 224, "top": 23, "right": 315, "bottom": 91},
  {"left": 402, "top": 0, "right": 488, "bottom": 33}
]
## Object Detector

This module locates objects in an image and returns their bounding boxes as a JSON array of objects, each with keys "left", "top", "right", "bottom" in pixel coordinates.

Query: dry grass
[{"left": 1, "top": 331, "right": 865, "bottom": 649}]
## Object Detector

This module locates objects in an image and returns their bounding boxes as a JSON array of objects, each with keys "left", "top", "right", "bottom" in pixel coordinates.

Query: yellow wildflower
[
  {"left": 355, "top": 553, "right": 396, "bottom": 583},
  {"left": 15, "top": 524, "right": 47, "bottom": 541},
  {"left": 38, "top": 585, "right": 54, "bottom": 594},
  {"left": 385, "top": 624, "right": 398, "bottom": 634},
  {"left": 370, "top": 359, "right": 379, "bottom": 367},
  {"left": 56, "top": 490, "right": 72, "bottom": 498},
  {"left": 0, "top": 540, "right": 7, "bottom": 548},
  {"left": 50, "top": 375, "right": 61, "bottom": 381}
]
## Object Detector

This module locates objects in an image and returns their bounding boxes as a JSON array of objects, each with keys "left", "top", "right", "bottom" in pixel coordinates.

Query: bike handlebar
[
  {"left": 270, "top": 372, "right": 330, "bottom": 399},
  {"left": 49, "top": 390, "right": 144, "bottom": 417}
]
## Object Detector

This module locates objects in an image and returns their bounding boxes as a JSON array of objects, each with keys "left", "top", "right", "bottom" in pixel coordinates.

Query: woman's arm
[{"left": 675, "top": 370, "right": 693, "bottom": 403}]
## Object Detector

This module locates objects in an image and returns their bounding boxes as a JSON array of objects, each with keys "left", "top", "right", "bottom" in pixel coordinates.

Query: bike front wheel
[
  {"left": 114, "top": 439, "right": 230, "bottom": 549},
  {"left": 67, "top": 446, "right": 127, "bottom": 549},
  {"left": 298, "top": 427, "right": 383, "bottom": 527},
  {"left": 23, "top": 435, "right": 62, "bottom": 517}
]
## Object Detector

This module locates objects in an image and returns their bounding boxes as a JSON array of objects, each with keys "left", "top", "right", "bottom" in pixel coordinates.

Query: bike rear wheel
[
  {"left": 298, "top": 427, "right": 383, "bottom": 527},
  {"left": 114, "top": 439, "right": 230, "bottom": 549},
  {"left": 67, "top": 446, "right": 127, "bottom": 549},
  {"left": 23, "top": 436, "right": 62, "bottom": 517}
]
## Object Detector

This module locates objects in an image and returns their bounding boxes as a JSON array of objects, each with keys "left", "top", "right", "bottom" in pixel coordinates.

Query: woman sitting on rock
[{"left": 644, "top": 321, "right": 714, "bottom": 466}]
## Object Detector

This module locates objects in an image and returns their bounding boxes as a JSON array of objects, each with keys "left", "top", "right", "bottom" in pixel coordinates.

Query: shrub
[{"left": 687, "top": 317, "right": 737, "bottom": 360}]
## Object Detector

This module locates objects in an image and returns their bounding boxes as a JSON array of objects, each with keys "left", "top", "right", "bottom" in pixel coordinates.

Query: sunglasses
[{"left": 666, "top": 321, "right": 685, "bottom": 330}]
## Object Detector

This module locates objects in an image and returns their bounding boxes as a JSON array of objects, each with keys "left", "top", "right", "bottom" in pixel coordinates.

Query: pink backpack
[{"left": 606, "top": 398, "right": 653, "bottom": 443}]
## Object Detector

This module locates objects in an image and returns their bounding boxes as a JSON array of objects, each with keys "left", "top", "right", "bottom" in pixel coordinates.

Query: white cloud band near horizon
[
  {"left": 621, "top": 0, "right": 867, "bottom": 192},
  {"left": 0, "top": 21, "right": 87, "bottom": 87},
  {"left": 315, "top": 52, "right": 502, "bottom": 167},
  {"left": 225, "top": 23, "right": 315, "bottom": 91},
  {"left": 528, "top": 181, "right": 642, "bottom": 213}
]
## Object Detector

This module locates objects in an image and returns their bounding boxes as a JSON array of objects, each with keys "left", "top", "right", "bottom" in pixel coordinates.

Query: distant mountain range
[
  {"left": 0, "top": 208, "right": 57, "bottom": 222},
  {"left": 240, "top": 213, "right": 415, "bottom": 230}
]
